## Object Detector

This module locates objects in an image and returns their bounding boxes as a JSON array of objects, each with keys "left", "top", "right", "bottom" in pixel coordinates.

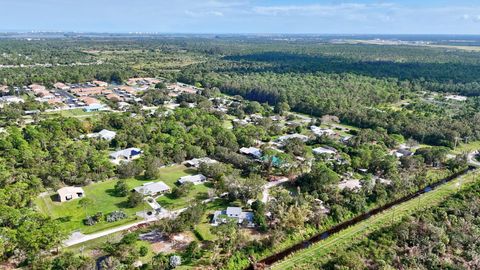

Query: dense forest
[
  {"left": 307, "top": 180, "right": 480, "bottom": 270},
  {"left": 1, "top": 36, "right": 480, "bottom": 269}
]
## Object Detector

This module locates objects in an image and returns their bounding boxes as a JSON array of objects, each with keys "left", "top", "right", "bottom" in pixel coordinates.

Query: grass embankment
[
  {"left": 35, "top": 165, "right": 197, "bottom": 234},
  {"left": 272, "top": 170, "right": 479, "bottom": 269}
]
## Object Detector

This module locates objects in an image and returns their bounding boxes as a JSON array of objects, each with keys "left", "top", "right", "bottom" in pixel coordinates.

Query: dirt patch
[{"left": 141, "top": 231, "right": 195, "bottom": 254}]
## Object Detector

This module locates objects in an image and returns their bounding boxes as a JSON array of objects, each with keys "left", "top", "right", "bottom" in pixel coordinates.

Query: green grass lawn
[
  {"left": 452, "top": 140, "right": 480, "bottom": 154},
  {"left": 157, "top": 183, "right": 210, "bottom": 210},
  {"left": 36, "top": 165, "right": 197, "bottom": 234},
  {"left": 193, "top": 199, "right": 235, "bottom": 241},
  {"left": 153, "top": 165, "right": 212, "bottom": 210},
  {"left": 36, "top": 179, "right": 150, "bottom": 234},
  {"left": 271, "top": 170, "right": 480, "bottom": 269}
]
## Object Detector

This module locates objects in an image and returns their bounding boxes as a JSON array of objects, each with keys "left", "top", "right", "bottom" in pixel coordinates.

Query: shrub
[
  {"left": 106, "top": 210, "right": 127, "bottom": 222},
  {"left": 83, "top": 212, "right": 103, "bottom": 226}
]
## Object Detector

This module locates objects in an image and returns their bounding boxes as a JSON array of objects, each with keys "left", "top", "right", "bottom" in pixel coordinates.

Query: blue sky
[{"left": 1, "top": 0, "right": 480, "bottom": 34}]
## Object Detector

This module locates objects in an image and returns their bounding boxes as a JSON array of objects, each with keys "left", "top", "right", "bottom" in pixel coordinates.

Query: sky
[{"left": 1, "top": 0, "right": 480, "bottom": 34}]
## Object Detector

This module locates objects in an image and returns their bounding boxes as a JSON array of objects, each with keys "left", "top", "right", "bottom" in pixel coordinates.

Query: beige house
[{"left": 57, "top": 186, "right": 85, "bottom": 202}]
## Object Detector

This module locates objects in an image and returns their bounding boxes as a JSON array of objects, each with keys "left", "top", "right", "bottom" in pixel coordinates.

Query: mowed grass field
[
  {"left": 35, "top": 165, "right": 197, "bottom": 234},
  {"left": 271, "top": 170, "right": 479, "bottom": 269}
]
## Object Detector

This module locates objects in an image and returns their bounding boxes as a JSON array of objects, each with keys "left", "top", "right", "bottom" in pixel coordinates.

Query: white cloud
[{"left": 252, "top": 3, "right": 397, "bottom": 16}]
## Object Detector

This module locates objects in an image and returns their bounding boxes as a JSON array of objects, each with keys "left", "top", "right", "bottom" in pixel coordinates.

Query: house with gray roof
[
  {"left": 87, "top": 129, "right": 117, "bottom": 141},
  {"left": 109, "top": 147, "right": 142, "bottom": 164},
  {"left": 212, "top": 207, "right": 254, "bottom": 227},
  {"left": 134, "top": 181, "right": 170, "bottom": 196},
  {"left": 177, "top": 174, "right": 207, "bottom": 185}
]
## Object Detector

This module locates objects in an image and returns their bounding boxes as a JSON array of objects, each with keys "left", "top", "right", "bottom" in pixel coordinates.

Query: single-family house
[
  {"left": 177, "top": 174, "right": 207, "bottom": 185},
  {"left": 134, "top": 181, "right": 170, "bottom": 196},
  {"left": 57, "top": 186, "right": 85, "bottom": 202},
  {"left": 83, "top": 103, "right": 105, "bottom": 112},
  {"left": 277, "top": 133, "right": 309, "bottom": 144},
  {"left": 106, "top": 93, "right": 123, "bottom": 102},
  {"left": 212, "top": 207, "right": 254, "bottom": 227},
  {"left": 311, "top": 126, "right": 336, "bottom": 137},
  {"left": 0, "top": 85, "right": 9, "bottom": 93},
  {"left": 93, "top": 80, "right": 108, "bottom": 87},
  {"left": 394, "top": 148, "right": 414, "bottom": 158},
  {"left": 109, "top": 148, "right": 142, "bottom": 163},
  {"left": 29, "top": 84, "right": 46, "bottom": 92},
  {"left": 240, "top": 147, "right": 262, "bottom": 159},
  {"left": 53, "top": 82, "right": 70, "bottom": 90},
  {"left": 183, "top": 157, "right": 218, "bottom": 168},
  {"left": 313, "top": 146, "right": 338, "bottom": 156},
  {"left": 87, "top": 129, "right": 117, "bottom": 141},
  {"left": 0, "top": 95, "right": 24, "bottom": 104}
]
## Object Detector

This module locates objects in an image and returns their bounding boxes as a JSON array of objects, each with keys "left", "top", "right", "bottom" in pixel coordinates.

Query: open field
[
  {"left": 452, "top": 140, "right": 480, "bottom": 154},
  {"left": 271, "top": 170, "right": 479, "bottom": 269},
  {"left": 36, "top": 165, "right": 196, "bottom": 234}
]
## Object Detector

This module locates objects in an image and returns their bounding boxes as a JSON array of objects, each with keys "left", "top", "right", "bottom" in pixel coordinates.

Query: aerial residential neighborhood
[{"left": 1, "top": 2, "right": 480, "bottom": 270}]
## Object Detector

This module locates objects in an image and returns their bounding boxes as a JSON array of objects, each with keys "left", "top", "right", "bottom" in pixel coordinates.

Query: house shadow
[
  {"left": 50, "top": 194, "right": 61, "bottom": 202},
  {"left": 56, "top": 216, "right": 72, "bottom": 223}
]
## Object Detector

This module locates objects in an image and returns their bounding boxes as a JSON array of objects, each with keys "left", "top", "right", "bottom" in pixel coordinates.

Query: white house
[
  {"left": 0, "top": 96, "right": 24, "bottom": 104},
  {"left": 87, "top": 129, "right": 117, "bottom": 141},
  {"left": 177, "top": 174, "right": 207, "bottom": 185},
  {"left": 57, "top": 186, "right": 85, "bottom": 202},
  {"left": 239, "top": 147, "right": 262, "bottom": 159},
  {"left": 277, "top": 133, "right": 309, "bottom": 143},
  {"left": 212, "top": 207, "right": 254, "bottom": 227},
  {"left": 134, "top": 181, "right": 170, "bottom": 196},
  {"left": 109, "top": 148, "right": 142, "bottom": 164},
  {"left": 311, "top": 126, "right": 336, "bottom": 137},
  {"left": 313, "top": 146, "right": 337, "bottom": 155},
  {"left": 183, "top": 157, "right": 218, "bottom": 168}
]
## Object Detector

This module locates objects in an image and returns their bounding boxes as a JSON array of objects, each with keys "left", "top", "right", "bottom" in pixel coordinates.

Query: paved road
[
  {"left": 467, "top": 151, "right": 480, "bottom": 167},
  {"left": 63, "top": 208, "right": 184, "bottom": 247},
  {"left": 261, "top": 178, "right": 290, "bottom": 203},
  {"left": 63, "top": 180, "right": 287, "bottom": 247}
]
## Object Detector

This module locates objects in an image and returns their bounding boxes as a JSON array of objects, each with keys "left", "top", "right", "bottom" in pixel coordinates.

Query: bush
[
  {"left": 106, "top": 210, "right": 127, "bottom": 222},
  {"left": 83, "top": 212, "right": 103, "bottom": 226},
  {"left": 139, "top": 246, "right": 149, "bottom": 257}
]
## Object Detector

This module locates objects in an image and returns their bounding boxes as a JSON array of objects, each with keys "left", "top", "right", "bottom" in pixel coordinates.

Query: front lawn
[
  {"left": 35, "top": 165, "right": 196, "bottom": 234},
  {"left": 36, "top": 178, "right": 150, "bottom": 234},
  {"left": 157, "top": 183, "right": 211, "bottom": 210}
]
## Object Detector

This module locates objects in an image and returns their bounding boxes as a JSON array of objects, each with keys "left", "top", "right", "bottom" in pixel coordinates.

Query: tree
[
  {"left": 225, "top": 173, "right": 265, "bottom": 204},
  {"left": 117, "top": 161, "right": 143, "bottom": 179},
  {"left": 152, "top": 253, "right": 169, "bottom": 269},
  {"left": 155, "top": 82, "right": 167, "bottom": 89},
  {"left": 274, "top": 102, "right": 290, "bottom": 116},
  {"left": 144, "top": 156, "right": 162, "bottom": 180},
  {"left": 79, "top": 198, "right": 93, "bottom": 218},
  {"left": 171, "top": 182, "right": 193, "bottom": 199},
  {"left": 114, "top": 180, "right": 129, "bottom": 197},
  {"left": 127, "top": 191, "right": 143, "bottom": 208},
  {"left": 297, "top": 162, "right": 340, "bottom": 193}
]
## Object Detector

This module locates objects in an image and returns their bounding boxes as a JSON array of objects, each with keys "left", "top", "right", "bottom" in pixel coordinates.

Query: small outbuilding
[{"left": 57, "top": 186, "right": 85, "bottom": 202}]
